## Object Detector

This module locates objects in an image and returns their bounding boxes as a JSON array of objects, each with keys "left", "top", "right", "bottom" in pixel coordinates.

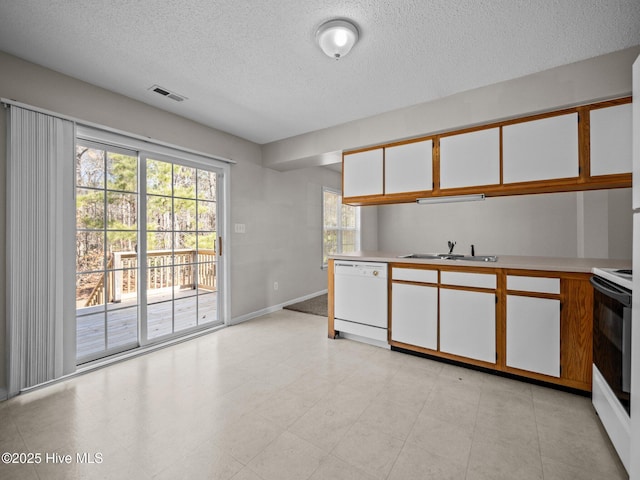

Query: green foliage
[{"left": 76, "top": 145, "right": 218, "bottom": 291}]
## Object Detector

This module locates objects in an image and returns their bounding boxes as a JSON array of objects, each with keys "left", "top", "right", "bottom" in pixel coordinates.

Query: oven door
[{"left": 590, "top": 275, "right": 632, "bottom": 415}]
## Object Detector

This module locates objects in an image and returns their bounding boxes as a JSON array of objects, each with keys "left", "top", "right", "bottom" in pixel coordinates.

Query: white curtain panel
[{"left": 6, "top": 105, "right": 76, "bottom": 397}]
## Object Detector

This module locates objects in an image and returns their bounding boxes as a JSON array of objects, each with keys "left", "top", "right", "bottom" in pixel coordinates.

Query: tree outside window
[{"left": 322, "top": 188, "right": 360, "bottom": 267}]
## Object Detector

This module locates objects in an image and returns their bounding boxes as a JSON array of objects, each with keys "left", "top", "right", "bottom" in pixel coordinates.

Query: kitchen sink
[
  {"left": 398, "top": 253, "right": 498, "bottom": 262},
  {"left": 397, "top": 253, "right": 444, "bottom": 259}
]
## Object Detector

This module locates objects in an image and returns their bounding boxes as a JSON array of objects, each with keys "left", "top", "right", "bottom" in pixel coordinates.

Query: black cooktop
[{"left": 615, "top": 269, "right": 632, "bottom": 275}]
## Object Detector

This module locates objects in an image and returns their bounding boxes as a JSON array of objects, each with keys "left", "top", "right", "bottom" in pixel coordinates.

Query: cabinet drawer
[
  {"left": 392, "top": 268, "right": 437, "bottom": 283},
  {"left": 507, "top": 275, "right": 560, "bottom": 294},
  {"left": 440, "top": 271, "right": 496, "bottom": 289}
]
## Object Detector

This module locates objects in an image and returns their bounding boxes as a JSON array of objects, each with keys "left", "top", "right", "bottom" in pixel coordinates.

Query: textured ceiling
[{"left": 0, "top": 1, "right": 639, "bottom": 144}]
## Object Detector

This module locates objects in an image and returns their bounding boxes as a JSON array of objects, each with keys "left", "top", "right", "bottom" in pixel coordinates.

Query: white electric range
[
  {"left": 592, "top": 267, "right": 633, "bottom": 291},
  {"left": 591, "top": 266, "right": 633, "bottom": 473}
]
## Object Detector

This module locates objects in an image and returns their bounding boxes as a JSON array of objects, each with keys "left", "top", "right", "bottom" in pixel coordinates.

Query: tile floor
[{"left": 0, "top": 309, "right": 628, "bottom": 480}]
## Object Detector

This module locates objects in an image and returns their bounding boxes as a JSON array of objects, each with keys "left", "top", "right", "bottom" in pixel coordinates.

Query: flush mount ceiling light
[{"left": 316, "top": 19, "right": 359, "bottom": 60}]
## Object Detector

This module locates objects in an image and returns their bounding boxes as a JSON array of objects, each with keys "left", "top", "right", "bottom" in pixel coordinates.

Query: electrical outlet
[{"left": 273, "top": 281, "right": 278, "bottom": 291}]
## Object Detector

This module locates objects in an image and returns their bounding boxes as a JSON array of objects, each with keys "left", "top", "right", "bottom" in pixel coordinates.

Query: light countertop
[{"left": 330, "top": 251, "right": 631, "bottom": 274}]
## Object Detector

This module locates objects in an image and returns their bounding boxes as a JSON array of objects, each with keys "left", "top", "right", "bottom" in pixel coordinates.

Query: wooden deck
[{"left": 76, "top": 288, "right": 218, "bottom": 362}]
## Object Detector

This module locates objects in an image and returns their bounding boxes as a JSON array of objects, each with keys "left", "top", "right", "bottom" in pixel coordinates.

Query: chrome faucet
[{"left": 447, "top": 240, "right": 456, "bottom": 254}]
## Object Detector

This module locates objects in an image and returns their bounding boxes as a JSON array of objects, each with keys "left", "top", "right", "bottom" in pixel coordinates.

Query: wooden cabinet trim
[
  {"left": 560, "top": 276, "right": 593, "bottom": 386},
  {"left": 506, "top": 290, "right": 561, "bottom": 300},
  {"left": 578, "top": 105, "right": 591, "bottom": 181},
  {"left": 438, "top": 284, "right": 496, "bottom": 294},
  {"left": 330, "top": 263, "right": 594, "bottom": 392},
  {"left": 390, "top": 262, "right": 439, "bottom": 270},
  {"left": 344, "top": 97, "right": 631, "bottom": 155},
  {"left": 342, "top": 96, "right": 632, "bottom": 206},
  {"left": 392, "top": 279, "right": 438, "bottom": 288},
  {"left": 327, "top": 259, "right": 336, "bottom": 339},
  {"left": 438, "top": 265, "right": 500, "bottom": 275},
  {"left": 433, "top": 137, "right": 440, "bottom": 193}
]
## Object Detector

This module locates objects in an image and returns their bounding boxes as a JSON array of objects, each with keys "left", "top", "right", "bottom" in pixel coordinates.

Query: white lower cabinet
[
  {"left": 439, "top": 288, "right": 496, "bottom": 363},
  {"left": 506, "top": 295, "right": 560, "bottom": 377},
  {"left": 391, "top": 282, "right": 438, "bottom": 350}
]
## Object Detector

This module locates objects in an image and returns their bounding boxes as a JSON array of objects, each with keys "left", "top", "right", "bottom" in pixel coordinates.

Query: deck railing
[{"left": 84, "top": 248, "right": 217, "bottom": 307}]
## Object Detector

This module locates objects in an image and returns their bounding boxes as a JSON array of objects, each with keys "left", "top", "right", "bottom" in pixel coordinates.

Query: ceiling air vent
[{"left": 149, "top": 85, "right": 187, "bottom": 102}]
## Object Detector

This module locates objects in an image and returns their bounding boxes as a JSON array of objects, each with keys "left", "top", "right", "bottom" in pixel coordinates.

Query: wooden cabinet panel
[
  {"left": 506, "top": 295, "right": 560, "bottom": 377},
  {"left": 332, "top": 261, "right": 595, "bottom": 391},
  {"left": 590, "top": 103, "right": 633, "bottom": 176},
  {"left": 341, "top": 98, "right": 631, "bottom": 207},
  {"left": 503, "top": 113, "right": 579, "bottom": 183},
  {"left": 440, "top": 288, "right": 496, "bottom": 363},
  {"left": 391, "top": 283, "right": 438, "bottom": 350},
  {"left": 560, "top": 276, "right": 593, "bottom": 386},
  {"left": 440, "top": 128, "right": 500, "bottom": 189},
  {"left": 343, "top": 148, "right": 383, "bottom": 197},
  {"left": 385, "top": 140, "right": 433, "bottom": 194}
]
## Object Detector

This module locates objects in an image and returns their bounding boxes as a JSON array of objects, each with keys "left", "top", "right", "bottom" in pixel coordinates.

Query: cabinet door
[
  {"left": 506, "top": 295, "right": 560, "bottom": 377},
  {"left": 590, "top": 103, "right": 632, "bottom": 176},
  {"left": 440, "top": 128, "right": 500, "bottom": 189},
  {"left": 343, "top": 148, "right": 384, "bottom": 197},
  {"left": 439, "top": 288, "right": 495, "bottom": 363},
  {"left": 385, "top": 140, "right": 433, "bottom": 194},
  {"left": 503, "top": 113, "right": 579, "bottom": 183},
  {"left": 391, "top": 283, "right": 438, "bottom": 350}
]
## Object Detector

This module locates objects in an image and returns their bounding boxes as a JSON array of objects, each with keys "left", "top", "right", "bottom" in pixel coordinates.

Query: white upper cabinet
[
  {"left": 590, "top": 103, "right": 633, "bottom": 177},
  {"left": 343, "top": 148, "right": 384, "bottom": 197},
  {"left": 385, "top": 140, "right": 433, "bottom": 194},
  {"left": 440, "top": 128, "right": 500, "bottom": 189},
  {"left": 503, "top": 113, "right": 579, "bottom": 183}
]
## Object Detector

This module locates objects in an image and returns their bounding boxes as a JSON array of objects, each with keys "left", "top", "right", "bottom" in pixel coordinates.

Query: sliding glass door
[
  {"left": 142, "top": 156, "right": 219, "bottom": 342},
  {"left": 76, "top": 142, "right": 140, "bottom": 361},
  {"left": 76, "top": 142, "right": 224, "bottom": 364}
]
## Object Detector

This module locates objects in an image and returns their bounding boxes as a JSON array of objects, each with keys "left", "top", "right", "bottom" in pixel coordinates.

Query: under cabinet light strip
[{"left": 416, "top": 194, "right": 485, "bottom": 205}]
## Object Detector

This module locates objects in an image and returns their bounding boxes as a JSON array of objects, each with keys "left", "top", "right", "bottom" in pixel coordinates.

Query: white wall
[
  {"left": 230, "top": 162, "right": 342, "bottom": 316},
  {"left": 378, "top": 189, "right": 632, "bottom": 259},
  {"left": 0, "top": 51, "right": 343, "bottom": 394},
  {"left": 262, "top": 46, "right": 638, "bottom": 261},
  {"left": 263, "top": 46, "right": 640, "bottom": 170}
]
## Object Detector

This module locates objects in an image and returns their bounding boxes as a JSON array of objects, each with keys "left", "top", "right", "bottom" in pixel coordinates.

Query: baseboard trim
[{"left": 230, "top": 289, "right": 327, "bottom": 326}]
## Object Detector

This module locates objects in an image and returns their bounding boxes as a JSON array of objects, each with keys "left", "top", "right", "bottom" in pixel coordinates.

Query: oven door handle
[{"left": 589, "top": 276, "right": 632, "bottom": 308}]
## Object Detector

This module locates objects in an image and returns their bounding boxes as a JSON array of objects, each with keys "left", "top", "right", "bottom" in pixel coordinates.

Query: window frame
[{"left": 322, "top": 187, "right": 361, "bottom": 269}]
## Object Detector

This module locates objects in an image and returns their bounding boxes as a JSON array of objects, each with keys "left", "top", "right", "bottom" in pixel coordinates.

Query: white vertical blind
[{"left": 6, "top": 105, "right": 75, "bottom": 396}]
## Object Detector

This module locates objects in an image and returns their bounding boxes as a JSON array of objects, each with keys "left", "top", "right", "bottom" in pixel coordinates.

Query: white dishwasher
[{"left": 334, "top": 261, "right": 388, "bottom": 348}]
